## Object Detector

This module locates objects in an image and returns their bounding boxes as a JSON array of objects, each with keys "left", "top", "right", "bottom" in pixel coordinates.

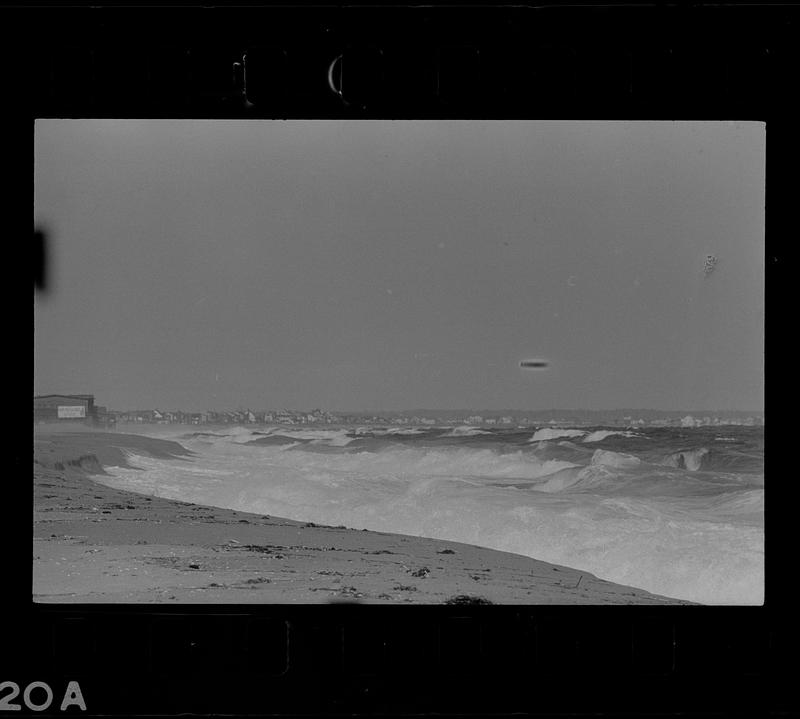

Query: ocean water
[{"left": 99, "top": 424, "right": 764, "bottom": 605}]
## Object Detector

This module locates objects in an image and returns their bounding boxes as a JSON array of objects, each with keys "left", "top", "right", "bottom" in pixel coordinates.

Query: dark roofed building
[{"left": 34, "top": 394, "right": 97, "bottom": 424}]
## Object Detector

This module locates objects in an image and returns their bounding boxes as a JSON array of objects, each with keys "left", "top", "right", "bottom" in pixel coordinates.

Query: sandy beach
[{"left": 33, "top": 429, "right": 695, "bottom": 604}]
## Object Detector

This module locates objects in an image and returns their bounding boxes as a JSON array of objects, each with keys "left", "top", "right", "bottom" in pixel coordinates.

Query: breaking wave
[
  {"left": 583, "top": 430, "right": 643, "bottom": 443},
  {"left": 441, "top": 425, "right": 493, "bottom": 437},
  {"left": 663, "top": 448, "right": 711, "bottom": 471},
  {"left": 529, "top": 428, "right": 587, "bottom": 442}
]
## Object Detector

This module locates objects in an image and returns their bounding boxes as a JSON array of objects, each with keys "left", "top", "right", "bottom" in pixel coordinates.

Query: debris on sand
[{"left": 444, "top": 594, "right": 494, "bottom": 605}]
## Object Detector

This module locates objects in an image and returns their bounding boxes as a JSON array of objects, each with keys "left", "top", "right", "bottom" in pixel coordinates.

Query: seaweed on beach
[{"left": 444, "top": 594, "right": 494, "bottom": 605}]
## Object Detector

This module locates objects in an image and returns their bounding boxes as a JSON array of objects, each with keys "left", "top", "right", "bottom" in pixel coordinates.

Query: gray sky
[{"left": 34, "top": 120, "right": 764, "bottom": 413}]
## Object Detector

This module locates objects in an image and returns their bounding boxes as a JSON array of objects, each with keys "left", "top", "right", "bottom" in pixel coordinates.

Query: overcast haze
[{"left": 34, "top": 120, "right": 764, "bottom": 413}]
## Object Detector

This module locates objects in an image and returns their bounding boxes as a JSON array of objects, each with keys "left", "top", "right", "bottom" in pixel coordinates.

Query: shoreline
[{"left": 33, "top": 429, "right": 696, "bottom": 604}]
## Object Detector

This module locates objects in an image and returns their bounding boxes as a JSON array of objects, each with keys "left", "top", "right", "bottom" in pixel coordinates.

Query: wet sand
[{"left": 33, "top": 429, "right": 696, "bottom": 604}]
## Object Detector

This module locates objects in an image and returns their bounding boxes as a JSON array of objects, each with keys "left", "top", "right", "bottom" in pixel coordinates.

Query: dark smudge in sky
[{"left": 520, "top": 360, "right": 549, "bottom": 369}]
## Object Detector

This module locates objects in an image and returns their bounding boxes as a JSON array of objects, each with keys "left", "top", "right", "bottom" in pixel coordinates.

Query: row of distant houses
[
  {"left": 115, "top": 410, "right": 207, "bottom": 425},
  {"left": 33, "top": 398, "right": 598, "bottom": 429},
  {"left": 37, "top": 396, "right": 763, "bottom": 429},
  {"left": 114, "top": 408, "right": 340, "bottom": 425},
  {"left": 34, "top": 396, "right": 341, "bottom": 427}
]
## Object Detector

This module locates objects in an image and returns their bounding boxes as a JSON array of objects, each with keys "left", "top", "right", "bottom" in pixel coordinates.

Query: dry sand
[{"left": 33, "top": 429, "right": 695, "bottom": 604}]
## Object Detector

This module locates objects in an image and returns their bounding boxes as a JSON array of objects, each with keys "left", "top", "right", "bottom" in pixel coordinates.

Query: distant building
[{"left": 34, "top": 394, "right": 97, "bottom": 424}]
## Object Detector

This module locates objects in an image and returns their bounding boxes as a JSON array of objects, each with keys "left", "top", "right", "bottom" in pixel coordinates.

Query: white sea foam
[
  {"left": 356, "top": 427, "right": 427, "bottom": 436},
  {"left": 663, "top": 448, "right": 710, "bottom": 472},
  {"left": 99, "top": 432, "right": 764, "bottom": 605},
  {"left": 591, "top": 449, "right": 642, "bottom": 468},
  {"left": 270, "top": 428, "right": 353, "bottom": 442}
]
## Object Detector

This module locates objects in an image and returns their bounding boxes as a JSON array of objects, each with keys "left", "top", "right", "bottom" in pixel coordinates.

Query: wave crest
[
  {"left": 583, "top": 430, "right": 643, "bottom": 443},
  {"left": 441, "top": 426, "right": 492, "bottom": 437},
  {"left": 663, "top": 448, "right": 710, "bottom": 472},
  {"left": 591, "top": 449, "right": 642, "bottom": 468},
  {"left": 529, "top": 428, "right": 587, "bottom": 442}
]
